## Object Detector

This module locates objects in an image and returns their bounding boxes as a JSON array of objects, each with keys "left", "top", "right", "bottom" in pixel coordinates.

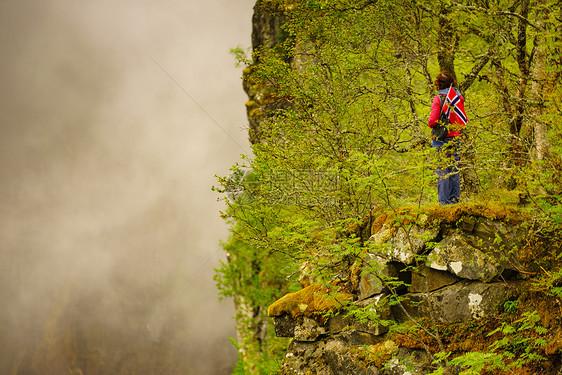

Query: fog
[{"left": 0, "top": 0, "right": 254, "bottom": 373}]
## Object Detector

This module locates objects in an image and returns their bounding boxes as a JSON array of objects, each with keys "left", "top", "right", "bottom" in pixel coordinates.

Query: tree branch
[
  {"left": 450, "top": 1, "right": 540, "bottom": 30},
  {"left": 460, "top": 51, "right": 492, "bottom": 92}
]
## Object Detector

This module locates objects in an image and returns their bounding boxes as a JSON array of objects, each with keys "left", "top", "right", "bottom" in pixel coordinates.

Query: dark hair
[{"left": 434, "top": 71, "right": 456, "bottom": 90}]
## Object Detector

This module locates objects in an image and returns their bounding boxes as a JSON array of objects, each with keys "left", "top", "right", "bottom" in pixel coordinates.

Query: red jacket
[{"left": 428, "top": 89, "right": 464, "bottom": 138}]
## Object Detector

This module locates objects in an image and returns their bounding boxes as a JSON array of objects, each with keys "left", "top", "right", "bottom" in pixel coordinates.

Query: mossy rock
[
  {"left": 355, "top": 203, "right": 524, "bottom": 240},
  {"left": 268, "top": 284, "right": 353, "bottom": 320}
]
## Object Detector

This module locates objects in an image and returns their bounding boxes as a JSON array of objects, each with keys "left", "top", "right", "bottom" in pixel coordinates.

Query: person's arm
[{"left": 428, "top": 95, "right": 441, "bottom": 128}]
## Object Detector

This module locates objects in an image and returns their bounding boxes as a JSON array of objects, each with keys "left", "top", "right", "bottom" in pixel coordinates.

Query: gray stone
[
  {"left": 390, "top": 293, "right": 425, "bottom": 323},
  {"left": 328, "top": 314, "right": 354, "bottom": 335},
  {"left": 282, "top": 340, "right": 331, "bottom": 374},
  {"left": 381, "top": 347, "right": 432, "bottom": 375},
  {"left": 326, "top": 295, "right": 393, "bottom": 341},
  {"left": 355, "top": 295, "right": 394, "bottom": 336},
  {"left": 359, "top": 254, "right": 398, "bottom": 300},
  {"left": 458, "top": 216, "right": 477, "bottom": 232},
  {"left": 410, "top": 265, "right": 461, "bottom": 293},
  {"left": 284, "top": 338, "right": 380, "bottom": 375},
  {"left": 325, "top": 340, "right": 379, "bottom": 375},
  {"left": 273, "top": 313, "right": 296, "bottom": 337},
  {"left": 473, "top": 219, "right": 511, "bottom": 243},
  {"left": 388, "top": 225, "right": 440, "bottom": 264},
  {"left": 336, "top": 330, "right": 379, "bottom": 346},
  {"left": 472, "top": 219, "right": 524, "bottom": 271},
  {"left": 294, "top": 316, "right": 327, "bottom": 342},
  {"left": 427, "top": 231, "right": 502, "bottom": 281},
  {"left": 369, "top": 224, "right": 394, "bottom": 244},
  {"left": 393, "top": 281, "right": 510, "bottom": 324},
  {"left": 370, "top": 225, "right": 439, "bottom": 265},
  {"left": 420, "top": 280, "right": 510, "bottom": 323}
]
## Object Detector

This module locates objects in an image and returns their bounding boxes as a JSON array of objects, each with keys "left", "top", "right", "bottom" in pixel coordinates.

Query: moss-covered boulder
[{"left": 268, "top": 284, "right": 353, "bottom": 320}]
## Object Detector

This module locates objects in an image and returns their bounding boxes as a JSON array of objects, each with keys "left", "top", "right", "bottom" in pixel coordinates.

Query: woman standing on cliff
[{"left": 428, "top": 71, "right": 466, "bottom": 205}]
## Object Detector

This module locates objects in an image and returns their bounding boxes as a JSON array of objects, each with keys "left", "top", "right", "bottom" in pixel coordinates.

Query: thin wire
[
  {"left": 149, "top": 55, "right": 250, "bottom": 155},
  {"left": 145, "top": 56, "right": 250, "bottom": 323},
  {"left": 147, "top": 247, "right": 223, "bottom": 324}
]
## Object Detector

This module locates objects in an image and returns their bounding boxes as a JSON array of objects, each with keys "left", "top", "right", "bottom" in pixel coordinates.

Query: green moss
[
  {"left": 267, "top": 284, "right": 353, "bottom": 319},
  {"left": 361, "top": 202, "right": 525, "bottom": 238},
  {"left": 245, "top": 100, "right": 258, "bottom": 108},
  {"left": 426, "top": 202, "right": 524, "bottom": 224}
]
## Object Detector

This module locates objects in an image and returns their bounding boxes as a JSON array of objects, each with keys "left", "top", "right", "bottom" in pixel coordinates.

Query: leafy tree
[{"left": 216, "top": 0, "right": 562, "bottom": 373}]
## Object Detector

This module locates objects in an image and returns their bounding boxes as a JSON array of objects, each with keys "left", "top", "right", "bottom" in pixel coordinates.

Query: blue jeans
[{"left": 433, "top": 138, "right": 460, "bottom": 205}]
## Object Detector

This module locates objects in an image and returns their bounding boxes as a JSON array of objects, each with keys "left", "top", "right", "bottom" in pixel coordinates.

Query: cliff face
[
  {"left": 230, "top": 3, "right": 294, "bottom": 369},
  {"left": 243, "top": 1, "right": 291, "bottom": 145},
  {"left": 266, "top": 205, "right": 562, "bottom": 374}
]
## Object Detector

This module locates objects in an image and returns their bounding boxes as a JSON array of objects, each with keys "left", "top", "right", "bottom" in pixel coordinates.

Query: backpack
[{"left": 431, "top": 94, "right": 450, "bottom": 141}]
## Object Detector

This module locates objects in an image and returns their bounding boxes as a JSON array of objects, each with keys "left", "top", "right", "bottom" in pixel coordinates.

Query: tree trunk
[
  {"left": 437, "top": 6, "right": 457, "bottom": 78},
  {"left": 512, "top": 0, "right": 530, "bottom": 166},
  {"left": 531, "top": 0, "right": 549, "bottom": 161},
  {"left": 459, "top": 128, "right": 481, "bottom": 197}
]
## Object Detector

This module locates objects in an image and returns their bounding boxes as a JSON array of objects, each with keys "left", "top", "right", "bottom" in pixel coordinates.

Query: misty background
[{"left": 0, "top": 0, "right": 254, "bottom": 373}]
